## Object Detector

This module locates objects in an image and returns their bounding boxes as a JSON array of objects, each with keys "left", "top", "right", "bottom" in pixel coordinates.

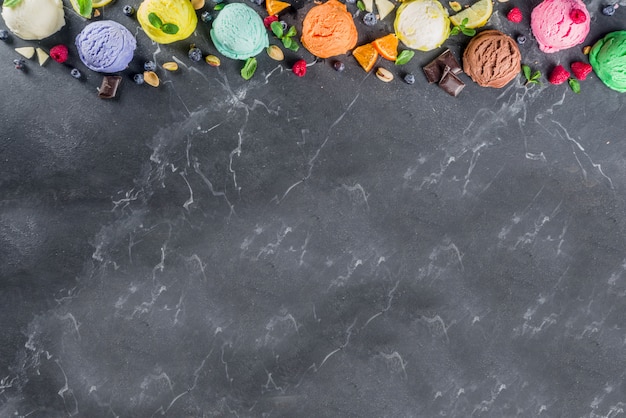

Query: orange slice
[
  {"left": 353, "top": 43, "right": 378, "bottom": 72},
  {"left": 266, "top": 0, "right": 290, "bottom": 16},
  {"left": 372, "top": 33, "right": 398, "bottom": 61}
]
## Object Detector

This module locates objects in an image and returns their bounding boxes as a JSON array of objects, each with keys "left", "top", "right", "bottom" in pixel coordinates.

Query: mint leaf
[
  {"left": 450, "top": 26, "right": 460, "bottom": 36},
  {"left": 161, "top": 23, "right": 179, "bottom": 34},
  {"left": 462, "top": 27, "right": 476, "bottom": 36},
  {"left": 357, "top": 0, "right": 365, "bottom": 11},
  {"left": 148, "top": 13, "right": 163, "bottom": 29},
  {"left": 282, "top": 36, "right": 293, "bottom": 49},
  {"left": 569, "top": 78, "right": 581, "bottom": 94},
  {"left": 461, "top": 17, "right": 469, "bottom": 26},
  {"left": 214, "top": 3, "right": 224, "bottom": 10},
  {"left": 287, "top": 41, "right": 299, "bottom": 52},
  {"left": 270, "top": 21, "right": 283, "bottom": 38},
  {"left": 395, "top": 50, "right": 414, "bottom": 66},
  {"left": 286, "top": 26, "right": 297, "bottom": 38},
  {"left": 241, "top": 57, "right": 257, "bottom": 80},
  {"left": 75, "top": 0, "right": 92, "bottom": 17},
  {"left": 522, "top": 64, "right": 531, "bottom": 81},
  {"left": 531, "top": 70, "right": 541, "bottom": 82},
  {"left": 3, "top": 0, "right": 24, "bottom": 8}
]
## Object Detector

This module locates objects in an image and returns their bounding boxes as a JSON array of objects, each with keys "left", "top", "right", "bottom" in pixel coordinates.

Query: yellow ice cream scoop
[{"left": 137, "top": 0, "right": 197, "bottom": 44}]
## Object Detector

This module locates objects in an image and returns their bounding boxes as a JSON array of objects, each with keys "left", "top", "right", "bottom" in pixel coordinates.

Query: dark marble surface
[{"left": 2, "top": 0, "right": 626, "bottom": 417}]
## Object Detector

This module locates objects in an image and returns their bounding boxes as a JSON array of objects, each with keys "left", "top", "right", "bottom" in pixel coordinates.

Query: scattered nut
[
  {"left": 93, "top": 9, "right": 101, "bottom": 17},
  {"left": 449, "top": 1, "right": 462, "bottom": 12},
  {"left": 162, "top": 61, "right": 178, "bottom": 71},
  {"left": 191, "top": 0, "right": 205, "bottom": 9},
  {"left": 266, "top": 45, "right": 284, "bottom": 61},
  {"left": 583, "top": 45, "right": 591, "bottom": 55},
  {"left": 205, "top": 55, "right": 221, "bottom": 67},
  {"left": 375, "top": 67, "right": 393, "bottom": 82},
  {"left": 143, "top": 71, "right": 160, "bottom": 87}
]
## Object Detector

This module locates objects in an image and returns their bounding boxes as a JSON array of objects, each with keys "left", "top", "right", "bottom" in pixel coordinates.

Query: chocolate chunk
[
  {"left": 438, "top": 66, "right": 465, "bottom": 97},
  {"left": 423, "top": 49, "right": 463, "bottom": 84},
  {"left": 97, "top": 75, "right": 122, "bottom": 99}
]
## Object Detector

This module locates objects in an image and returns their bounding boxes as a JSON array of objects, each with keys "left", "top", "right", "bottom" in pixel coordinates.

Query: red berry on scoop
[
  {"left": 569, "top": 9, "right": 587, "bottom": 24},
  {"left": 507, "top": 7, "right": 523, "bottom": 23},
  {"left": 548, "top": 65, "right": 571, "bottom": 85},
  {"left": 571, "top": 61, "right": 592, "bottom": 80}
]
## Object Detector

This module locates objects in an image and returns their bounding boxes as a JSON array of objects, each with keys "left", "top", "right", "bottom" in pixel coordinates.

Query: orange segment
[
  {"left": 266, "top": 0, "right": 290, "bottom": 16},
  {"left": 353, "top": 43, "right": 378, "bottom": 72},
  {"left": 372, "top": 33, "right": 398, "bottom": 61}
]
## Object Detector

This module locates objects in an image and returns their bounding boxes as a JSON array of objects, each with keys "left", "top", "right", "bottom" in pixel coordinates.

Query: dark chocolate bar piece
[
  {"left": 423, "top": 49, "right": 463, "bottom": 84},
  {"left": 438, "top": 66, "right": 465, "bottom": 97},
  {"left": 98, "top": 76, "right": 122, "bottom": 99}
]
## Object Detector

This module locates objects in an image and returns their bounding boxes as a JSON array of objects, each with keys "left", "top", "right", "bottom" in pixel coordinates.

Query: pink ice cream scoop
[{"left": 531, "top": 0, "right": 590, "bottom": 53}]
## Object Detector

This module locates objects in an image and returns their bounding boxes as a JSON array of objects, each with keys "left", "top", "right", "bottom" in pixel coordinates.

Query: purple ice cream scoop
[{"left": 75, "top": 20, "right": 136, "bottom": 73}]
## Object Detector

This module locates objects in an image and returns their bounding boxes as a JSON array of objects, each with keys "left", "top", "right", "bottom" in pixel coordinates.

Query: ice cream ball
[
  {"left": 75, "top": 21, "right": 137, "bottom": 73},
  {"left": 463, "top": 30, "right": 521, "bottom": 88},
  {"left": 1, "top": 0, "right": 65, "bottom": 40}
]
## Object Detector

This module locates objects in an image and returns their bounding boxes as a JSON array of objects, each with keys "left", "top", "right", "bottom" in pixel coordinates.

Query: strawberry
[
  {"left": 571, "top": 61, "right": 593, "bottom": 80},
  {"left": 548, "top": 65, "right": 571, "bottom": 85},
  {"left": 507, "top": 7, "right": 523, "bottom": 23}
]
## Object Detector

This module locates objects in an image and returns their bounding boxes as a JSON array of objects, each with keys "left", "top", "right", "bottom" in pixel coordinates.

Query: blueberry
[
  {"left": 602, "top": 5, "right": 615, "bottom": 16},
  {"left": 404, "top": 73, "right": 415, "bottom": 85},
  {"left": 516, "top": 35, "right": 527, "bottom": 45},
  {"left": 122, "top": 5, "right": 135, "bottom": 16},
  {"left": 201, "top": 11, "right": 213, "bottom": 22},
  {"left": 188, "top": 47, "right": 202, "bottom": 62},
  {"left": 333, "top": 61, "right": 345, "bottom": 72},
  {"left": 133, "top": 73, "right": 144, "bottom": 84},
  {"left": 345, "top": 0, "right": 356, "bottom": 3},
  {"left": 0, "top": 29, "right": 8, "bottom": 41},
  {"left": 13, "top": 58, "right": 25, "bottom": 70},
  {"left": 70, "top": 68, "right": 82, "bottom": 79},
  {"left": 144, "top": 60, "right": 157, "bottom": 71},
  {"left": 249, "top": 0, "right": 263, "bottom": 6},
  {"left": 363, "top": 12, "right": 377, "bottom": 26}
]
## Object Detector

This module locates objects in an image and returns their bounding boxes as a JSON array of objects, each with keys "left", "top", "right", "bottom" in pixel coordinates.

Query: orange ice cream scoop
[{"left": 301, "top": 0, "right": 357, "bottom": 59}]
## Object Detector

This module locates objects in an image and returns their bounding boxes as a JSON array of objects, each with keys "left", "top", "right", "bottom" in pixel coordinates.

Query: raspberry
[
  {"left": 548, "top": 65, "right": 570, "bottom": 85},
  {"left": 571, "top": 61, "right": 592, "bottom": 80},
  {"left": 292, "top": 59, "right": 307, "bottom": 77},
  {"left": 569, "top": 9, "right": 587, "bottom": 24},
  {"left": 49, "top": 44, "right": 69, "bottom": 63},
  {"left": 263, "top": 15, "right": 278, "bottom": 29},
  {"left": 507, "top": 7, "right": 523, "bottom": 23}
]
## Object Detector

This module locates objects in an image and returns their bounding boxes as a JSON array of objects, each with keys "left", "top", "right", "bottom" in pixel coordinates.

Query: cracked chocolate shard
[
  {"left": 423, "top": 49, "right": 463, "bottom": 84},
  {"left": 98, "top": 76, "right": 122, "bottom": 99},
  {"left": 438, "top": 65, "right": 465, "bottom": 97}
]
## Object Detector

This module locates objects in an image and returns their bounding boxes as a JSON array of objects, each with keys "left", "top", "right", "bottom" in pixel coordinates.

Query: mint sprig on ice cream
[
  {"left": 148, "top": 12, "right": 180, "bottom": 35},
  {"left": 3, "top": 0, "right": 24, "bottom": 8}
]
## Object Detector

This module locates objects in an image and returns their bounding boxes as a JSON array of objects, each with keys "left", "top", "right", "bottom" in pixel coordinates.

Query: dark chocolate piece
[
  {"left": 438, "top": 66, "right": 465, "bottom": 97},
  {"left": 98, "top": 76, "right": 122, "bottom": 99},
  {"left": 423, "top": 49, "right": 463, "bottom": 84}
]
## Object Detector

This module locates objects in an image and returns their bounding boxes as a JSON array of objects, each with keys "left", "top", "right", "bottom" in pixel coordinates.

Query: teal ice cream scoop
[{"left": 210, "top": 3, "right": 269, "bottom": 60}]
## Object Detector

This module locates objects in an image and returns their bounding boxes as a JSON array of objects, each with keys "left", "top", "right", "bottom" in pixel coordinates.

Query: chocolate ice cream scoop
[{"left": 463, "top": 30, "right": 521, "bottom": 88}]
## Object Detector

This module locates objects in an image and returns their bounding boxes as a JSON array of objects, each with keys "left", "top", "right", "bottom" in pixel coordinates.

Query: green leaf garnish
[
  {"left": 282, "top": 36, "right": 293, "bottom": 49},
  {"left": 161, "top": 23, "right": 179, "bottom": 34},
  {"left": 3, "top": 0, "right": 24, "bottom": 8},
  {"left": 357, "top": 0, "right": 366, "bottom": 11},
  {"left": 288, "top": 42, "right": 299, "bottom": 52},
  {"left": 286, "top": 26, "right": 297, "bottom": 38},
  {"left": 521, "top": 64, "right": 541, "bottom": 86},
  {"left": 395, "top": 50, "right": 414, "bottom": 66},
  {"left": 271, "top": 21, "right": 283, "bottom": 38},
  {"left": 241, "top": 57, "right": 257, "bottom": 80},
  {"left": 73, "top": 0, "right": 93, "bottom": 18},
  {"left": 569, "top": 78, "right": 581, "bottom": 94},
  {"left": 522, "top": 64, "right": 531, "bottom": 80},
  {"left": 148, "top": 13, "right": 163, "bottom": 29},
  {"left": 214, "top": 3, "right": 225, "bottom": 10},
  {"left": 450, "top": 16, "right": 475, "bottom": 37}
]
